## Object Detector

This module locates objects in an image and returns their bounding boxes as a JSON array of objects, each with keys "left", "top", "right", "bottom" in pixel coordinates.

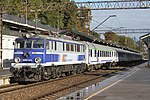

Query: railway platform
[
  {"left": 58, "top": 62, "right": 149, "bottom": 100},
  {"left": 0, "top": 68, "right": 11, "bottom": 85}
]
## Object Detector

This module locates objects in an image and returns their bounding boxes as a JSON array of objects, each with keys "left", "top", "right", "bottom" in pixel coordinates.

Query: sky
[{"left": 73, "top": 0, "right": 150, "bottom": 40}]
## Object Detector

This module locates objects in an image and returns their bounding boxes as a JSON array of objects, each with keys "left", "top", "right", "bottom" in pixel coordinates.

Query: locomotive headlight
[
  {"left": 14, "top": 57, "right": 20, "bottom": 63},
  {"left": 35, "top": 57, "right": 41, "bottom": 63}
]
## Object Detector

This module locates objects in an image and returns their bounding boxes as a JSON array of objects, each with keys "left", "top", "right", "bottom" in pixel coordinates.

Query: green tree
[
  {"left": 104, "top": 31, "right": 117, "bottom": 42},
  {"left": 1, "top": 0, "right": 88, "bottom": 31}
]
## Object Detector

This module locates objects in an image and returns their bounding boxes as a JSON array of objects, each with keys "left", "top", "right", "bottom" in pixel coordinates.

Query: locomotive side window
[
  {"left": 15, "top": 40, "right": 24, "bottom": 48},
  {"left": 46, "top": 41, "right": 49, "bottom": 50},
  {"left": 55, "top": 41, "right": 57, "bottom": 50},
  {"left": 51, "top": 41, "right": 53, "bottom": 50},
  {"left": 63, "top": 43, "right": 65, "bottom": 51}
]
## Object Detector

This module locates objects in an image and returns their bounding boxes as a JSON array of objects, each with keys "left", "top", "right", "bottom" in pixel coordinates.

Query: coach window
[
  {"left": 106, "top": 51, "right": 108, "bottom": 57},
  {"left": 95, "top": 50, "right": 96, "bottom": 57},
  {"left": 98, "top": 50, "right": 99, "bottom": 57},
  {"left": 99, "top": 51, "right": 101, "bottom": 57},
  {"left": 81, "top": 45, "right": 84, "bottom": 52},
  {"left": 75, "top": 44, "right": 77, "bottom": 52},
  {"left": 77, "top": 45, "right": 80, "bottom": 52},
  {"left": 91, "top": 49, "right": 92, "bottom": 57},
  {"left": 107, "top": 51, "right": 108, "bottom": 57},
  {"left": 81, "top": 45, "right": 83, "bottom": 52},
  {"left": 66, "top": 44, "right": 69, "bottom": 51},
  {"left": 103, "top": 51, "right": 105, "bottom": 57},
  {"left": 114, "top": 52, "right": 116, "bottom": 57},
  {"left": 83, "top": 46, "right": 84, "bottom": 52},
  {"left": 103, "top": 51, "right": 104, "bottom": 57},
  {"left": 82, "top": 46, "right": 84, "bottom": 52},
  {"left": 71, "top": 44, "right": 74, "bottom": 51}
]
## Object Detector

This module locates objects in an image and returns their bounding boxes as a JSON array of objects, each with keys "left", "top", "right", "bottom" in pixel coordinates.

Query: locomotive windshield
[{"left": 15, "top": 39, "right": 44, "bottom": 49}]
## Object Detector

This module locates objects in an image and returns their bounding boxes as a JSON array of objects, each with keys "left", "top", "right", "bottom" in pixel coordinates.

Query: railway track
[
  {"left": 0, "top": 67, "right": 126, "bottom": 100},
  {"left": 0, "top": 83, "right": 19, "bottom": 93}
]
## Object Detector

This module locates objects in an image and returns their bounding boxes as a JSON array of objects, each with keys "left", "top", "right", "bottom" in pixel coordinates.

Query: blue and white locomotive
[
  {"left": 10, "top": 34, "right": 86, "bottom": 81},
  {"left": 10, "top": 33, "right": 142, "bottom": 82}
]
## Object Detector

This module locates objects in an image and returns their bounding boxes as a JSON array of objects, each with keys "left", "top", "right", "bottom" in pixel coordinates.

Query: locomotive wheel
[
  {"left": 76, "top": 66, "right": 82, "bottom": 74},
  {"left": 51, "top": 71, "right": 56, "bottom": 79},
  {"left": 56, "top": 67, "right": 62, "bottom": 78},
  {"left": 65, "top": 71, "right": 70, "bottom": 76},
  {"left": 42, "top": 68, "right": 51, "bottom": 80},
  {"left": 34, "top": 74, "right": 40, "bottom": 81},
  {"left": 87, "top": 66, "right": 92, "bottom": 72},
  {"left": 71, "top": 66, "right": 76, "bottom": 75}
]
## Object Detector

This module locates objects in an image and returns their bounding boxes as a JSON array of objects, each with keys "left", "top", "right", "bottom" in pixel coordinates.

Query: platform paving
[
  {"left": 57, "top": 62, "right": 149, "bottom": 100},
  {"left": 87, "top": 63, "right": 150, "bottom": 100},
  {"left": 0, "top": 68, "right": 11, "bottom": 76}
]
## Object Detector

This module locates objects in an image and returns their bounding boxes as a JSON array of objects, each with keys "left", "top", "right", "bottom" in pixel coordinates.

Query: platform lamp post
[
  {"left": 23, "top": 0, "right": 28, "bottom": 24},
  {"left": 0, "top": 6, "right": 2, "bottom": 69},
  {"left": 140, "top": 33, "right": 150, "bottom": 67},
  {"left": 30, "top": 9, "right": 41, "bottom": 34}
]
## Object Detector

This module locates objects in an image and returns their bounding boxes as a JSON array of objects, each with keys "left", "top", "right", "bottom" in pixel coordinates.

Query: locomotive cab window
[
  {"left": 33, "top": 40, "right": 44, "bottom": 48},
  {"left": 26, "top": 40, "right": 32, "bottom": 48},
  {"left": 15, "top": 39, "right": 25, "bottom": 48}
]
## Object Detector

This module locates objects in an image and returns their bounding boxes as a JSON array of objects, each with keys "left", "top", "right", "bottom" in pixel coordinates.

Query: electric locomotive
[{"left": 10, "top": 34, "right": 86, "bottom": 82}]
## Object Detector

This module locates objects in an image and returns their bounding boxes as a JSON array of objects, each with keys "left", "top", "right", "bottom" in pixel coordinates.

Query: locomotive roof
[{"left": 17, "top": 34, "right": 84, "bottom": 44}]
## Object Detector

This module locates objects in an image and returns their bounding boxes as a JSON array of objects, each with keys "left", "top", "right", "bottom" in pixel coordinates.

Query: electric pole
[{"left": 0, "top": 6, "right": 3, "bottom": 69}]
